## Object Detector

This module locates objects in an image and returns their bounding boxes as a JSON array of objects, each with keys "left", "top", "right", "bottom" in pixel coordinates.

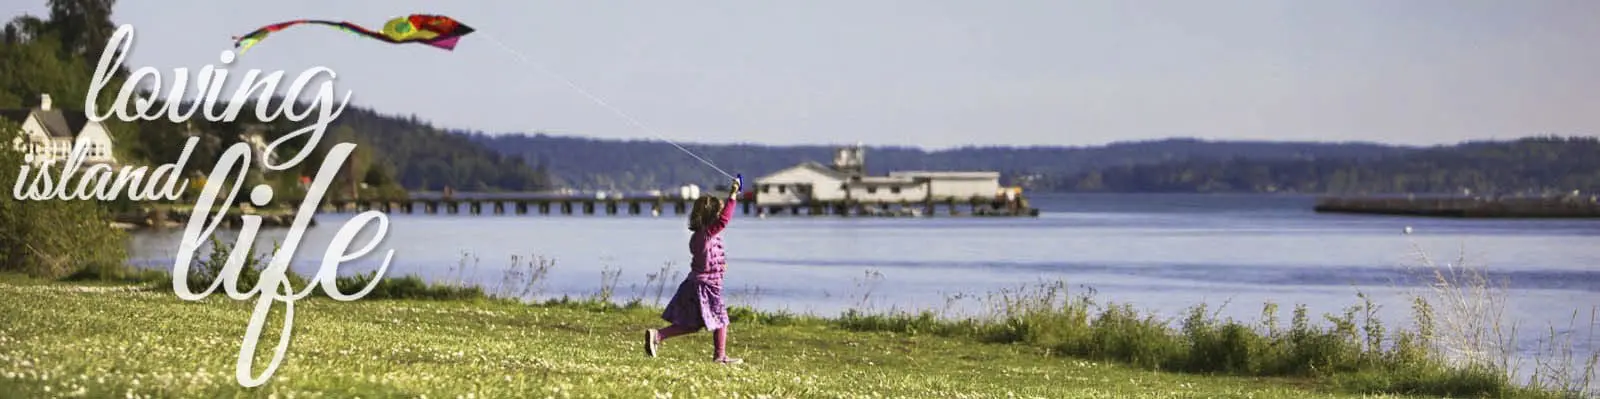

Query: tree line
[
  {"left": 467, "top": 132, "right": 1598, "bottom": 195},
  {"left": 1041, "top": 136, "right": 1600, "bottom": 195},
  {"left": 464, "top": 133, "right": 1414, "bottom": 191}
]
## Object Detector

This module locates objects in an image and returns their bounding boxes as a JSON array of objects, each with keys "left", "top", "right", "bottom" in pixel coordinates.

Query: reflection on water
[{"left": 128, "top": 194, "right": 1600, "bottom": 380}]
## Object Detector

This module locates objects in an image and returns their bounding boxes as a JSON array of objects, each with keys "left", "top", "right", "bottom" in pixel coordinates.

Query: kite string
[{"left": 478, "top": 31, "right": 737, "bottom": 181}]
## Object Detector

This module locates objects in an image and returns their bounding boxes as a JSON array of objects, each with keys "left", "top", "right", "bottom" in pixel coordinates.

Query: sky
[{"left": 7, "top": 0, "right": 1600, "bottom": 148}]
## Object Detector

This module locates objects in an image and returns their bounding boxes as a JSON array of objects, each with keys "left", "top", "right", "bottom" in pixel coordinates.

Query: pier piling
[{"left": 321, "top": 192, "right": 1040, "bottom": 218}]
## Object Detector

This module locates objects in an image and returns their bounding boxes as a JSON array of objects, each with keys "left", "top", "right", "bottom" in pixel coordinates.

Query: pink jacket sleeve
[{"left": 703, "top": 196, "right": 737, "bottom": 236}]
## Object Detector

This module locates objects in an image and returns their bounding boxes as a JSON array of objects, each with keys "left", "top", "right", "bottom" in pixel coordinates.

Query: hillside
[
  {"left": 326, "top": 108, "right": 553, "bottom": 192},
  {"left": 118, "top": 104, "right": 556, "bottom": 199},
  {"left": 1044, "top": 136, "right": 1600, "bottom": 195},
  {"left": 462, "top": 131, "right": 1599, "bottom": 195},
  {"left": 463, "top": 132, "right": 1414, "bottom": 190}
]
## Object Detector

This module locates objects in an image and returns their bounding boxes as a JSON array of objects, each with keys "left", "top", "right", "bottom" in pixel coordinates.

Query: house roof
[
  {"left": 757, "top": 161, "right": 850, "bottom": 182},
  {"left": 848, "top": 176, "right": 920, "bottom": 186},
  {"left": 888, "top": 171, "right": 1001, "bottom": 180},
  {"left": 0, "top": 108, "right": 87, "bottom": 138}
]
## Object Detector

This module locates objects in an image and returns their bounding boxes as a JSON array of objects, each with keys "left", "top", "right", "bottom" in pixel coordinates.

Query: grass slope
[{"left": 0, "top": 275, "right": 1419, "bottom": 399}]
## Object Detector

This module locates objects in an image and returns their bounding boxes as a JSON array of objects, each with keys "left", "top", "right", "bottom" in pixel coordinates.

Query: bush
[
  {"left": 824, "top": 279, "right": 1542, "bottom": 397},
  {"left": 0, "top": 119, "right": 128, "bottom": 279}
]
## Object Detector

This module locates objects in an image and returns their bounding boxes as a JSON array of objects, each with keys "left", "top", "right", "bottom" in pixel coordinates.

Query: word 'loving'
[{"left": 7, "top": 24, "right": 397, "bottom": 388}]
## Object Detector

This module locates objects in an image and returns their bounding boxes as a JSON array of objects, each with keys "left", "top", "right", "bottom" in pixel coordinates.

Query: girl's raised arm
[
  {"left": 704, "top": 195, "right": 736, "bottom": 236},
  {"left": 704, "top": 178, "right": 740, "bottom": 236}
]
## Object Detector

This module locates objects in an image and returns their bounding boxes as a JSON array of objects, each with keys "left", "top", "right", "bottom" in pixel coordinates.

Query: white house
[
  {"left": 239, "top": 124, "right": 279, "bottom": 168},
  {"left": 753, "top": 161, "right": 850, "bottom": 206},
  {"left": 1, "top": 94, "right": 117, "bottom": 166},
  {"left": 754, "top": 144, "right": 1002, "bottom": 206}
]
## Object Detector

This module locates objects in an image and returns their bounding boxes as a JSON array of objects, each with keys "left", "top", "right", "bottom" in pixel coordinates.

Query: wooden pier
[
  {"left": 320, "top": 193, "right": 1040, "bottom": 217},
  {"left": 748, "top": 196, "right": 1039, "bottom": 218},
  {"left": 1313, "top": 195, "right": 1600, "bottom": 218}
]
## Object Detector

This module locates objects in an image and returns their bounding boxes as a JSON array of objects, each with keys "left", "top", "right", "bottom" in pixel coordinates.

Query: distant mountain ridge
[
  {"left": 1044, "top": 136, "right": 1600, "bottom": 195},
  {"left": 461, "top": 131, "right": 1421, "bottom": 191}
]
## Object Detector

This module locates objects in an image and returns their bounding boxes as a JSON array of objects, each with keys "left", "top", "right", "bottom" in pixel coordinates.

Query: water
[{"left": 129, "top": 193, "right": 1600, "bottom": 384}]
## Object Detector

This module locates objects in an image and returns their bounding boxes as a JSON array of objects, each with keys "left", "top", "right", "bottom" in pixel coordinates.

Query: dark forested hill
[
  {"left": 327, "top": 108, "right": 552, "bottom": 192},
  {"left": 463, "top": 132, "right": 1597, "bottom": 195},
  {"left": 463, "top": 132, "right": 1414, "bottom": 190},
  {"left": 1044, "top": 136, "right": 1600, "bottom": 195}
]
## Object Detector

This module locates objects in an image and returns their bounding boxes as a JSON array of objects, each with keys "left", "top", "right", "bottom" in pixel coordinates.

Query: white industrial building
[
  {"left": 751, "top": 161, "right": 851, "bottom": 205},
  {"left": 754, "top": 144, "right": 1002, "bottom": 207},
  {"left": 890, "top": 171, "right": 1002, "bottom": 201}
]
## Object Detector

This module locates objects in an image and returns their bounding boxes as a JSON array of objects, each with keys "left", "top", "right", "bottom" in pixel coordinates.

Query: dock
[
  {"left": 319, "top": 192, "right": 1040, "bottom": 217},
  {"left": 1313, "top": 195, "right": 1600, "bottom": 218}
]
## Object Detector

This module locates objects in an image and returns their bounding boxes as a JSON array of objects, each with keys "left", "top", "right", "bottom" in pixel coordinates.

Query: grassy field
[{"left": 0, "top": 273, "right": 1449, "bottom": 399}]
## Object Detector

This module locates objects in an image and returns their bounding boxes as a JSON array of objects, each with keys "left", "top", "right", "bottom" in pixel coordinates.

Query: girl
[{"left": 646, "top": 176, "right": 742, "bottom": 364}]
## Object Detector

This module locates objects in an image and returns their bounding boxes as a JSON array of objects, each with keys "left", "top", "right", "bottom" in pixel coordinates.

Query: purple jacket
[{"left": 689, "top": 196, "right": 736, "bottom": 280}]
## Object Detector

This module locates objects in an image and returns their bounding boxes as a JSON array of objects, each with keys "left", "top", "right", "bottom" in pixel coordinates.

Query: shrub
[
  {"left": 822, "top": 278, "right": 1544, "bottom": 397},
  {"left": 0, "top": 119, "right": 128, "bottom": 279}
]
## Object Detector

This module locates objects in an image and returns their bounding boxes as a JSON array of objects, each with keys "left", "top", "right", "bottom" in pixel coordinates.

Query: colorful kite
[{"left": 232, "top": 14, "right": 475, "bottom": 55}]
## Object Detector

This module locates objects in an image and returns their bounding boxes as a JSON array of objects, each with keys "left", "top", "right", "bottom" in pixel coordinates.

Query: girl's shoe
[
  {"left": 644, "top": 329, "right": 659, "bottom": 357},
  {"left": 715, "top": 357, "right": 742, "bottom": 365}
]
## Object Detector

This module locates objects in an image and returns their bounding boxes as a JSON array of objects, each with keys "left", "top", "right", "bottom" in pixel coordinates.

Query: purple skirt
[{"left": 661, "top": 274, "right": 727, "bottom": 331}]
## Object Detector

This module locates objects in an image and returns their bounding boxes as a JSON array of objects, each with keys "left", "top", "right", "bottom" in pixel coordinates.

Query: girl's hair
[{"left": 688, "top": 195, "right": 725, "bottom": 231}]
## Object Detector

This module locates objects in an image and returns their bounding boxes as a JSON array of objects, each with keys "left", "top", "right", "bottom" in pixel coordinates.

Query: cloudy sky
[{"left": 11, "top": 0, "right": 1600, "bottom": 148}]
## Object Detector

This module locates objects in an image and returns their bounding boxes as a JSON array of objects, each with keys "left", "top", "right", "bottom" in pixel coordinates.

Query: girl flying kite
[{"left": 646, "top": 175, "right": 743, "bottom": 364}]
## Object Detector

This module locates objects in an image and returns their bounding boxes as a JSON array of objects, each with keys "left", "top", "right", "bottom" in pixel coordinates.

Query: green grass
[{"left": 0, "top": 273, "right": 1436, "bottom": 398}]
